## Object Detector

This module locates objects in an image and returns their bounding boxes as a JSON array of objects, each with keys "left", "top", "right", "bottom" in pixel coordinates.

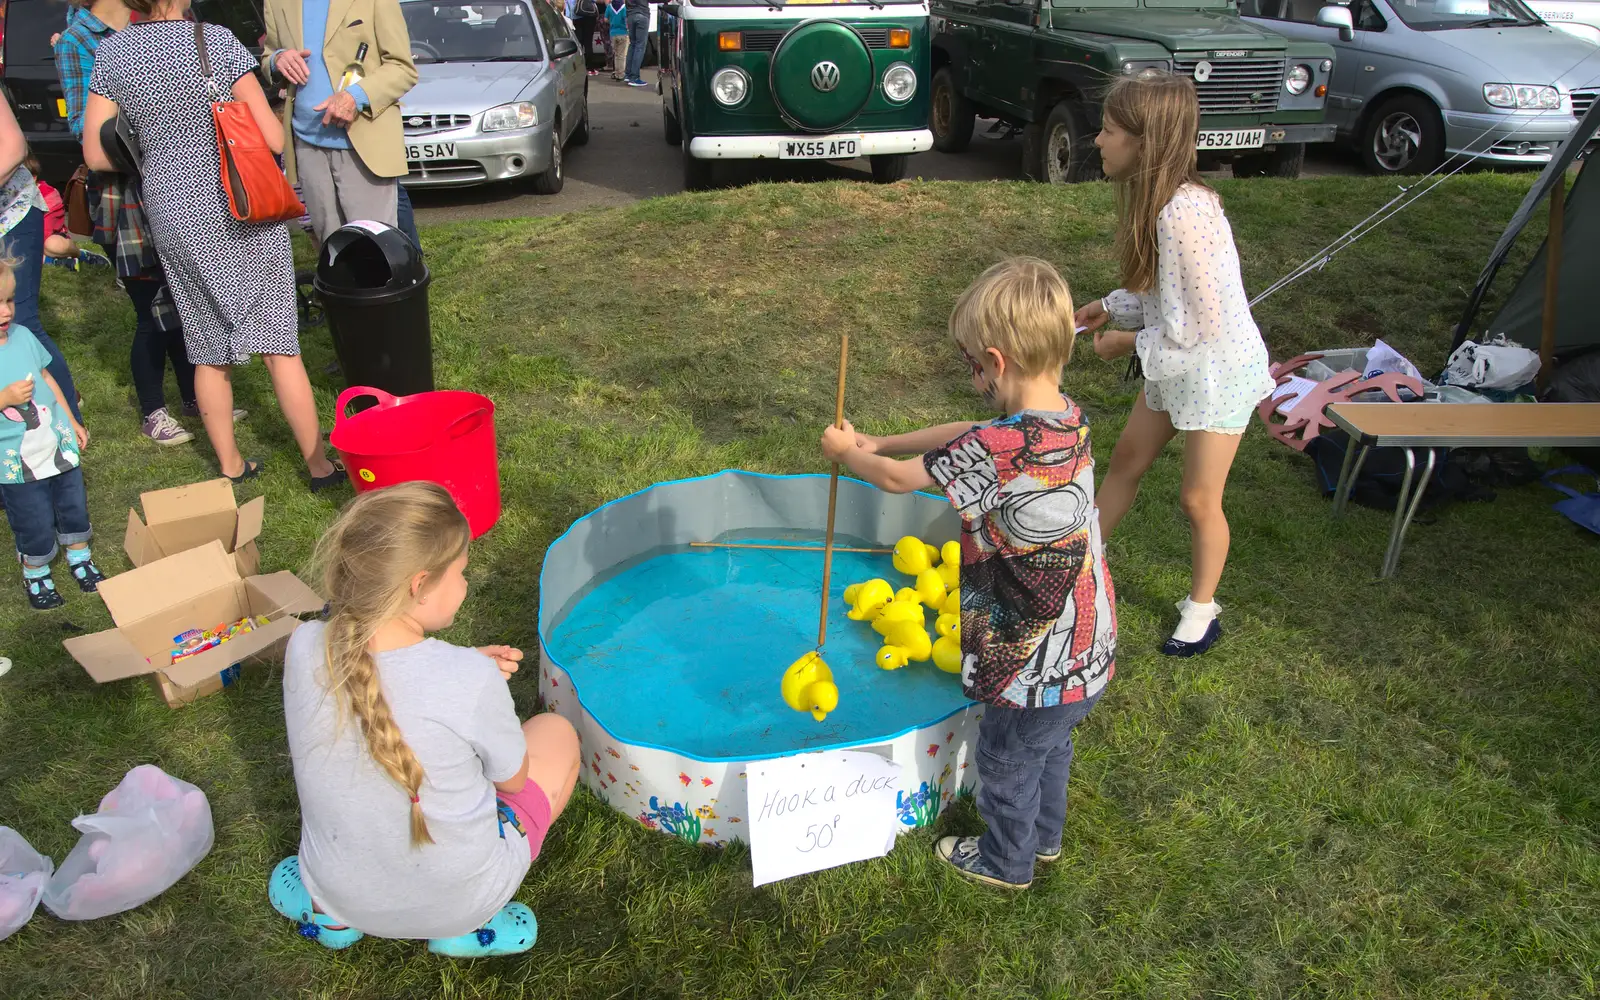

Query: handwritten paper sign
[{"left": 747, "top": 750, "right": 904, "bottom": 887}]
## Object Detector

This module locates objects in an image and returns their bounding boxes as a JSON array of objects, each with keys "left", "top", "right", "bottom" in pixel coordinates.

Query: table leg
[
  {"left": 1381, "top": 448, "right": 1437, "bottom": 579},
  {"left": 1332, "top": 442, "right": 1370, "bottom": 518}
]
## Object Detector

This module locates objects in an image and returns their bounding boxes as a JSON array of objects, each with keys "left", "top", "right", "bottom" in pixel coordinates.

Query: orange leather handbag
[{"left": 194, "top": 20, "right": 305, "bottom": 225}]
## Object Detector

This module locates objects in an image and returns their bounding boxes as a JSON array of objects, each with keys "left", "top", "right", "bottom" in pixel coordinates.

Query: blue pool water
[{"left": 544, "top": 540, "right": 974, "bottom": 762}]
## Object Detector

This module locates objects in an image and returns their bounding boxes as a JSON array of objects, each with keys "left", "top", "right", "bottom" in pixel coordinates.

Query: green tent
[{"left": 1453, "top": 101, "right": 1600, "bottom": 364}]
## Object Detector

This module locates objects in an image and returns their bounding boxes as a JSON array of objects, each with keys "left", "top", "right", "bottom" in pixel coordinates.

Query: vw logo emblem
[
  {"left": 408, "top": 116, "right": 424, "bottom": 126},
  {"left": 811, "top": 61, "right": 841, "bottom": 93},
  {"left": 1193, "top": 60, "right": 1213, "bottom": 84}
]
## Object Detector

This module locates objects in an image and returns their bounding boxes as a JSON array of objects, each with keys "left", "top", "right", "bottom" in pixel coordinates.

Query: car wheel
[
  {"left": 930, "top": 67, "right": 975, "bottom": 153},
  {"left": 869, "top": 154, "right": 909, "bottom": 183},
  {"left": 682, "top": 133, "right": 713, "bottom": 191},
  {"left": 1038, "top": 99, "right": 1102, "bottom": 184},
  {"left": 1361, "top": 94, "right": 1444, "bottom": 175},
  {"left": 533, "top": 121, "right": 565, "bottom": 194},
  {"left": 1231, "top": 143, "right": 1305, "bottom": 179},
  {"left": 664, "top": 96, "right": 683, "bottom": 146}
]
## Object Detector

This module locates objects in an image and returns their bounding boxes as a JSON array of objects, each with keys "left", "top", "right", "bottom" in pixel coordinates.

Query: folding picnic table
[{"left": 1324, "top": 402, "right": 1600, "bottom": 578}]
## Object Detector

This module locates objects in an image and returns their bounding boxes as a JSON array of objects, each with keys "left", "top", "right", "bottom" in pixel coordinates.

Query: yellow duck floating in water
[
  {"left": 843, "top": 579, "right": 894, "bottom": 621},
  {"left": 932, "top": 627, "right": 962, "bottom": 674},
  {"left": 872, "top": 595, "right": 926, "bottom": 636},
  {"left": 892, "top": 537, "right": 940, "bottom": 577},
  {"left": 782, "top": 652, "right": 839, "bottom": 722},
  {"left": 937, "top": 541, "right": 960, "bottom": 590},
  {"left": 916, "top": 568, "right": 947, "bottom": 610},
  {"left": 878, "top": 620, "right": 932, "bottom": 665}
]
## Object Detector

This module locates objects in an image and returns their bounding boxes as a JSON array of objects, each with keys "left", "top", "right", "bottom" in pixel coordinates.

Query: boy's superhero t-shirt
[{"left": 923, "top": 406, "right": 1116, "bottom": 709}]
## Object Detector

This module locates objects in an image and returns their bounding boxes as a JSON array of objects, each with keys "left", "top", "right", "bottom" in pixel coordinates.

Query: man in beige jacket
[{"left": 262, "top": 0, "right": 417, "bottom": 240}]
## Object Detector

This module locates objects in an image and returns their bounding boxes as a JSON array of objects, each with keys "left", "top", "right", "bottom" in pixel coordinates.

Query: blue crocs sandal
[
  {"left": 269, "top": 856, "right": 366, "bottom": 950},
  {"left": 427, "top": 902, "right": 538, "bottom": 958}
]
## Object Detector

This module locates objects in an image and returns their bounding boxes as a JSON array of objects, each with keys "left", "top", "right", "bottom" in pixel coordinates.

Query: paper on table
[
  {"left": 747, "top": 750, "right": 903, "bottom": 887},
  {"left": 1272, "top": 375, "right": 1319, "bottom": 416}
]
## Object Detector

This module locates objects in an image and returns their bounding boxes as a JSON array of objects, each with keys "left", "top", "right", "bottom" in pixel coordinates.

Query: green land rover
[
  {"left": 659, "top": 0, "right": 934, "bottom": 189},
  {"left": 928, "top": 0, "right": 1342, "bottom": 180}
]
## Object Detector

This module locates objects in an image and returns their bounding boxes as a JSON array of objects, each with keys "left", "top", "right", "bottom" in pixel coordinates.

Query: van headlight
[
  {"left": 712, "top": 67, "right": 749, "bottom": 106},
  {"left": 1483, "top": 84, "right": 1561, "bottom": 109},
  {"left": 482, "top": 102, "right": 538, "bottom": 131},
  {"left": 1285, "top": 64, "right": 1311, "bottom": 95},
  {"left": 882, "top": 63, "right": 916, "bottom": 103}
]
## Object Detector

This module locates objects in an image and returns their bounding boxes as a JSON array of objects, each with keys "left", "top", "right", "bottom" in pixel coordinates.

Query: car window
[
  {"left": 532, "top": 0, "right": 569, "bottom": 47},
  {"left": 192, "top": 0, "right": 266, "bottom": 51},
  {"left": 4, "top": 0, "right": 69, "bottom": 68},
  {"left": 402, "top": 0, "right": 544, "bottom": 61},
  {"left": 1351, "top": 0, "right": 1387, "bottom": 28},
  {"left": 1383, "top": 0, "right": 1541, "bottom": 28}
]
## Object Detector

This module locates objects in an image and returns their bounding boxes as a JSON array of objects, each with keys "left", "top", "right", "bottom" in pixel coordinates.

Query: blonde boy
[{"left": 820, "top": 257, "right": 1116, "bottom": 889}]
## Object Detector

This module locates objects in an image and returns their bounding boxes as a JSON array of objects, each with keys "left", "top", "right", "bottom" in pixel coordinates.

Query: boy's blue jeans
[
  {"left": 1, "top": 467, "right": 93, "bottom": 567},
  {"left": 625, "top": 13, "right": 649, "bottom": 80},
  {"left": 975, "top": 695, "right": 1101, "bottom": 884}
]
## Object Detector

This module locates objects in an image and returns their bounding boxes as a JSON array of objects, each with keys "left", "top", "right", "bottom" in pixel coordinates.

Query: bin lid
[{"left": 316, "top": 221, "right": 426, "bottom": 292}]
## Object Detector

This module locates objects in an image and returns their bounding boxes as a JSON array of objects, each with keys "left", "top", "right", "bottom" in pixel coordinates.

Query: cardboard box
[
  {"left": 65, "top": 540, "right": 324, "bottom": 708},
  {"left": 125, "top": 478, "right": 265, "bottom": 578}
]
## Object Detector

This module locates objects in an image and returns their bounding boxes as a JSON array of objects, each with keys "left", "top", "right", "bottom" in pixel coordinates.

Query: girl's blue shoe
[
  {"left": 1160, "top": 618, "right": 1222, "bottom": 658},
  {"left": 427, "top": 902, "right": 538, "bottom": 958},
  {"left": 269, "top": 856, "right": 366, "bottom": 950}
]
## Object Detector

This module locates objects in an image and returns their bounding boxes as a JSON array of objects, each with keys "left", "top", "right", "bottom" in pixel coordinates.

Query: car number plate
[
  {"left": 406, "top": 142, "right": 457, "bottom": 161},
  {"left": 781, "top": 137, "right": 860, "bottom": 160},
  {"left": 1196, "top": 129, "right": 1265, "bottom": 151}
]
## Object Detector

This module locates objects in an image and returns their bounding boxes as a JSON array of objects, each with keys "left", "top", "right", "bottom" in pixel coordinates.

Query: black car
[{"left": 2, "top": 0, "right": 266, "bottom": 188}]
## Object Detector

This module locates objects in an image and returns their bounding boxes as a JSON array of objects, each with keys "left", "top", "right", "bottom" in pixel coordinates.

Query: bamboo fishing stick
[
  {"left": 689, "top": 541, "right": 892, "bottom": 554},
  {"left": 818, "top": 334, "right": 850, "bottom": 647}
]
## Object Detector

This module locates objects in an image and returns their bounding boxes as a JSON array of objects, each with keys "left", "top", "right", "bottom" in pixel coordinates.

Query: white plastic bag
[
  {"left": 1442, "top": 335, "right": 1542, "bottom": 391},
  {"left": 1363, "top": 338, "right": 1423, "bottom": 382},
  {"left": 41, "top": 765, "right": 214, "bottom": 921},
  {"left": 0, "top": 827, "right": 53, "bottom": 940}
]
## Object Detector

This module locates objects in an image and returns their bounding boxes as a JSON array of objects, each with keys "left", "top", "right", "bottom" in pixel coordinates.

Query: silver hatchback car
[
  {"left": 398, "top": 0, "right": 591, "bottom": 193},
  {"left": 1243, "top": 0, "right": 1600, "bottom": 174}
]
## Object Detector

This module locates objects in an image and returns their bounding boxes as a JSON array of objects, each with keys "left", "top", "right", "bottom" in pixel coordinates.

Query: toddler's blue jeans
[
  {"left": 975, "top": 694, "right": 1100, "bottom": 884},
  {"left": 1, "top": 467, "right": 92, "bottom": 566}
]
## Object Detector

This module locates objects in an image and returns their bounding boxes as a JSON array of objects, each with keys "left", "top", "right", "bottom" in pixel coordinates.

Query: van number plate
[
  {"left": 782, "top": 137, "right": 859, "bottom": 159},
  {"left": 406, "top": 142, "right": 457, "bottom": 161},
  {"left": 1196, "top": 129, "right": 1265, "bottom": 151}
]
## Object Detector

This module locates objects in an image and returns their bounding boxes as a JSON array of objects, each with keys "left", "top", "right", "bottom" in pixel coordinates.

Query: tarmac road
[{"left": 408, "top": 74, "right": 1361, "bottom": 225}]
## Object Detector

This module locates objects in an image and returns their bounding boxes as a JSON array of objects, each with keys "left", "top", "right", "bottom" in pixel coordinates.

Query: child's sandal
[
  {"left": 24, "top": 574, "right": 64, "bottom": 611},
  {"left": 426, "top": 901, "right": 538, "bottom": 958},
  {"left": 69, "top": 559, "right": 105, "bottom": 592},
  {"left": 268, "top": 856, "right": 366, "bottom": 950}
]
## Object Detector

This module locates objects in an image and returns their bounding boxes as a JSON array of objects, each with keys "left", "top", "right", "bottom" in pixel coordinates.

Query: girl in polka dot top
[{"left": 1074, "top": 72, "right": 1274, "bottom": 658}]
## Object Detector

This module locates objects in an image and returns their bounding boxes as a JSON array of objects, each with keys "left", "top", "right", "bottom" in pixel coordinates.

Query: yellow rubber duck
[
  {"left": 935, "top": 612, "right": 959, "bottom": 638},
  {"left": 881, "top": 620, "right": 932, "bottom": 662},
  {"left": 844, "top": 578, "right": 894, "bottom": 621},
  {"left": 936, "top": 541, "right": 960, "bottom": 590},
  {"left": 781, "top": 652, "right": 839, "bottom": 722},
  {"left": 942, "top": 588, "right": 961, "bottom": 616},
  {"left": 892, "top": 536, "right": 935, "bottom": 577},
  {"left": 875, "top": 646, "right": 910, "bottom": 671},
  {"left": 872, "top": 596, "right": 925, "bottom": 636},
  {"left": 932, "top": 630, "right": 962, "bottom": 674},
  {"left": 916, "top": 568, "right": 948, "bottom": 610},
  {"left": 895, "top": 586, "right": 922, "bottom": 605}
]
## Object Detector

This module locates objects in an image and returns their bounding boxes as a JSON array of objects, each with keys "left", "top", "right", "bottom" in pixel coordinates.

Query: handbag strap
[{"left": 193, "top": 19, "right": 227, "bottom": 103}]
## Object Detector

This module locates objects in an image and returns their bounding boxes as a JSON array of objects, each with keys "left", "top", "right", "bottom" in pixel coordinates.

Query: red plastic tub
[{"left": 329, "top": 386, "right": 501, "bottom": 538}]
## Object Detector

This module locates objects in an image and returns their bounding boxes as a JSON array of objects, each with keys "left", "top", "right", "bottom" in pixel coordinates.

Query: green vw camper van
[{"left": 659, "top": 0, "right": 933, "bottom": 189}]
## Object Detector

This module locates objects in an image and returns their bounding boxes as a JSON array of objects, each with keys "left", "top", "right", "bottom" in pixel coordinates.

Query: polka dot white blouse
[{"left": 1103, "top": 184, "right": 1275, "bottom": 434}]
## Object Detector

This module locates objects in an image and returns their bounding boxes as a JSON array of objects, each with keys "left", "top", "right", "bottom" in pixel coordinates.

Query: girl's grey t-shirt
[{"left": 283, "top": 622, "right": 531, "bottom": 939}]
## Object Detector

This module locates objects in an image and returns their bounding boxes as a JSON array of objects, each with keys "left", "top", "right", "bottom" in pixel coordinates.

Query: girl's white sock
[{"left": 1171, "top": 598, "right": 1220, "bottom": 644}]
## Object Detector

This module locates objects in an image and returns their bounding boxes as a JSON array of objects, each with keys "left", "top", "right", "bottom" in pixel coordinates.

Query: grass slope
[{"left": 1, "top": 175, "right": 1596, "bottom": 1000}]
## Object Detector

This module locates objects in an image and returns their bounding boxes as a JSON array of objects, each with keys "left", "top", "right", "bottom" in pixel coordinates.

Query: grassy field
[{"left": 2, "top": 174, "right": 1597, "bottom": 1000}]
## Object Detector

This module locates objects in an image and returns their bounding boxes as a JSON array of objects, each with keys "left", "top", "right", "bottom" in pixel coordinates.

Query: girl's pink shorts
[{"left": 496, "top": 782, "right": 552, "bottom": 860}]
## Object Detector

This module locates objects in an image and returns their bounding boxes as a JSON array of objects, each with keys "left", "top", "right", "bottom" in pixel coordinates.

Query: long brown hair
[
  {"left": 1104, "top": 72, "right": 1209, "bottom": 293},
  {"left": 310, "top": 482, "right": 471, "bottom": 847}
]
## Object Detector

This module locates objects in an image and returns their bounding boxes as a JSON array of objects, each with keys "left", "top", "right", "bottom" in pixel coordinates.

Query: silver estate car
[
  {"left": 1242, "top": 0, "right": 1600, "bottom": 174},
  {"left": 398, "top": 0, "right": 591, "bottom": 193}
]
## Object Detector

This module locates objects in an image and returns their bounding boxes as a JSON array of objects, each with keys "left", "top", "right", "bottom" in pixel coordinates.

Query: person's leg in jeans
[
  {"left": 626, "top": 14, "right": 649, "bottom": 81},
  {"left": 575, "top": 14, "right": 596, "bottom": 71},
  {"left": 124, "top": 277, "right": 193, "bottom": 444},
  {"left": 395, "top": 183, "right": 421, "bottom": 249},
  {"left": 939, "top": 699, "right": 1096, "bottom": 887},
  {"left": 48, "top": 467, "right": 102, "bottom": 591},
  {"left": 4, "top": 209, "right": 82, "bottom": 422}
]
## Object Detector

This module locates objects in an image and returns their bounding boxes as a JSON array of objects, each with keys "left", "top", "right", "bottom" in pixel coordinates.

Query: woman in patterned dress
[
  {"left": 1075, "top": 73, "right": 1275, "bottom": 658},
  {"left": 81, "top": 0, "right": 344, "bottom": 489}
]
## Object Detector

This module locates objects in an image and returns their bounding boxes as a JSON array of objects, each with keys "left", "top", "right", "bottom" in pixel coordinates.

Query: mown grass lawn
[{"left": 1, "top": 174, "right": 1596, "bottom": 1000}]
